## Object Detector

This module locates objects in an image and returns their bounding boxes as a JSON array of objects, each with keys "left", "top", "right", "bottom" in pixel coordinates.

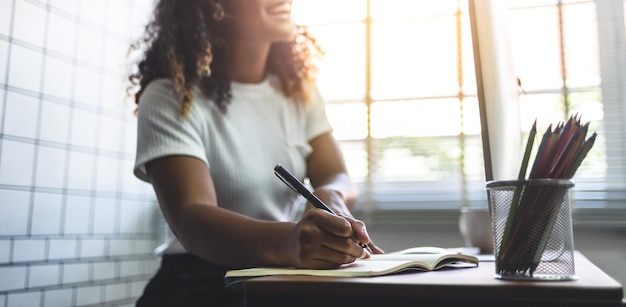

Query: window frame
[{"left": 293, "top": 0, "right": 626, "bottom": 228}]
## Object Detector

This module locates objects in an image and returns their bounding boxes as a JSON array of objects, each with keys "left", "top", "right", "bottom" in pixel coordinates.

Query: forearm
[
  {"left": 166, "top": 203, "right": 294, "bottom": 268},
  {"left": 306, "top": 133, "right": 358, "bottom": 214},
  {"left": 311, "top": 172, "right": 358, "bottom": 215},
  {"left": 145, "top": 156, "right": 297, "bottom": 268}
]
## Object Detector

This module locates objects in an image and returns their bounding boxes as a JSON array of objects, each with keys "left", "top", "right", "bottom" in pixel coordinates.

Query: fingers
[
  {"left": 308, "top": 209, "right": 353, "bottom": 238},
  {"left": 331, "top": 214, "right": 385, "bottom": 256},
  {"left": 366, "top": 242, "right": 385, "bottom": 255},
  {"left": 341, "top": 215, "right": 370, "bottom": 245},
  {"left": 319, "top": 228, "right": 368, "bottom": 260},
  {"left": 297, "top": 241, "right": 362, "bottom": 269},
  {"left": 296, "top": 210, "right": 368, "bottom": 266},
  {"left": 338, "top": 215, "right": 383, "bottom": 253}
]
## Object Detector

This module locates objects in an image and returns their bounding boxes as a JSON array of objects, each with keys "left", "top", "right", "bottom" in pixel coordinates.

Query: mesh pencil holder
[{"left": 486, "top": 179, "right": 577, "bottom": 281}]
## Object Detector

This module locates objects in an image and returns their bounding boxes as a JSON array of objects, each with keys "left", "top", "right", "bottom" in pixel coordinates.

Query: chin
[{"left": 270, "top": 25, "right": 297, "bottom": 42}]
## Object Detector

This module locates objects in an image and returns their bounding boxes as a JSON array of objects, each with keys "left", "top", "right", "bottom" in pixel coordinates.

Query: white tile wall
[
  {"left": 0, "top": 267, "right": 27, "bottom": 291},
  {"left": 45, "top": 13, "right": 77, "bottom": 57},
  {"left": 0, "top": 190, "right": 30, "bottom": 236},
  {"left": 75, "top": 285, "right": 101, "bottom": 306},
  {"left": 79, "top": 239, "right": 105, "bottom": 258},
  {"left": 63, "top": 195, "right": 91, "bottom": 234},
  {"left": 78, "top": 0, "right": 106, "bottom": 28},
  {"left": 31, "top": 193, "right": 64, "bottom": 235},
  {"left": 109, "top": 240, "right": 133, "bottom": 257},
  {"left": 134, "top": 239, "right": 155, "bottom": 255},
  {"left": 123, "top": 120, "right": 138, "bottom": 155},
  {"left": 103, "top": 36, "right": 130, "bottom": 75},
  {"left": 34, "top": 147, "right": 67, "bottom": 189},
  {"left": 0, "top": 241, "right": 10, "bottom": 263},
  {"left": 75, "top": 24, "right": 102, "bottom": 67},
  {"left": 101, "top": 75, "right": 130, "bottom": 112},
  {"left": 7, "top": 292, "right": 40, "bottom": 307},
  {"left": 123, "top": 159, "right": 151, "bottom": 195},
  {"left": 120, "top": 260, "right": 141, "bottom": 278},
  {"left": 0, "top": 140, "right": 35, "bottom": 186},
  {"left": 42, "top": 288, "right": 73, "bottom": 307},
  {"left": 139, "top": 201, "right": 155, "bottom": 233},
  {"left": 143, "top": 258, "right": 158, "bottom": 273},
  {"left": 28, "top": 264, "right": 60, "bottom": 288},
  {"left": 73, "top": 66, "right": 101, "bottom": 106},
  {"left": 12, "top": 239, "right": 46, "bottom": 262},
  {"left": 129, "top": 0, "right": 155, "bottom": 39},
  {"left": 92, "top": 198, "right": 117, "bottom": 234},
  {"left": 47, "top": 239, "right": 77, "bottom": 260},
  {"left": 92, "top": 261, "right": 116, "bottom": 281},
  {"left": 3, "top": 91, "right": 39, "bottom": 139},
  {"left": 0, "top": 0, "right": 13, "bottom": 37},
  {"left": 7, "top": 44, "right": 43, "bottom": 92},
  {"left": 0, "top": 89, "right": 5, "bottom": 124},
  {"left": 38, "top": 101, "right": 70, "bottom": 144},
  {"left": 106, "top": 1, "right": 130, "bottom": 37},
  {"left": 69, "top": 108, "right": 98, "bottom": 148},
  {"left": 66, "top": 151, "right": 94, "bottom": 190},
  {"left": 12, "top": 0, "right": 46, "bottom": 47},
  {"left": 96, "top": 156, "right": 120, "bottom": 192},
  {"left": 0, "top": 41, "right": 8, "bottom": 84},
  {"left": 0, "top": 1, "right": 160, "bottom": 306},
  {"left": 42, "top": 56, "right": 74, "bottom": 100},
  {"left": 50, "top": 0, "right": 78, "bottom": 15},
  {"left": 130, "top": 280, "right": 147, "bottom": 298},
  {"left": 119, "top": 200, "right": 142, "bottom": 234},
  {"left": 61, "top": 263, "right": 89, "bottom": 284},
  {"left": 97, "top": 115, "right": 123, "bottom": 152},
  {"left": 105, "top": 283, "right": 127, "bottom": 302}
]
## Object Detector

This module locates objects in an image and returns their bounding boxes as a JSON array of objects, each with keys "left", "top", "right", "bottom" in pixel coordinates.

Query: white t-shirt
[{"left": 134, "top": 76, "right": 332, "bottom": 254}]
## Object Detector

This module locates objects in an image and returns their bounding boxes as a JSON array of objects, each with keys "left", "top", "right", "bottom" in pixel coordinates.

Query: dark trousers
[{"left": 135, "top": 253, "right": 245, "bottom": 307}]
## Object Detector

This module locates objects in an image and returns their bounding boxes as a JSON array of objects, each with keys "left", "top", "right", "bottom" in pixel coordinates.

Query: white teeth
[
  {"left": 269, "top": 2, "right": 291, "bottom": 14},
  {"left": 269, "top": 9, "right": 290, "bottom": 14}
]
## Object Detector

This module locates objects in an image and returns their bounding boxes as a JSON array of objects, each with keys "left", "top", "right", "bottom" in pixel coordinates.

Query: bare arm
[
  {"left": 146, "top": 156, "right": 293, "bottom": 268},
  {"left": 306, "top": 132, "right": 384, "bottom": 254},
  {"left": 306, "top": 132, "right": 358, "bottom": 214},
  {"left": 146, "top": 155, "right": 368, "bottom": 268}
]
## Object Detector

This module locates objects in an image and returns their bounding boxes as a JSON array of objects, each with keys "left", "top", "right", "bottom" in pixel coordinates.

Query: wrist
[
  {"left": 312, "top": 188, "right": 350, "bottom": 216},
  {"left": 270, "top": 221, "right": 299, "bottom": 267}
]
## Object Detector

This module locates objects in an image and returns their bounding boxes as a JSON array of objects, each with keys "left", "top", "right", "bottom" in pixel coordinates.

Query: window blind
[{"left": 292, "top": 0, "right": 626, "bottom": 226}]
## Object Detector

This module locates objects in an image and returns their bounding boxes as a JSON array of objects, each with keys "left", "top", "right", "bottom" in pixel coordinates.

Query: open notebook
[{"left": 225, "top": 246, "right": 479, "bottom": 279}]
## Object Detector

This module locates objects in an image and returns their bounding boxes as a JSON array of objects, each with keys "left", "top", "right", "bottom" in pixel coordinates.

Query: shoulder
[
  {"left": 139, "top": 78, "right": 177, "bottom": 105},
  {"left": 299, "top": 79, "right": 323, "bottom": 104},
  {"left": 300, "top": 80, "right": 325, "bottom": 111},
  {"left": 265, "top": 75, "right": 322, "bottom": 105},
  {"left": 138, "top": 79, "right": 212, "bottom": 119}
]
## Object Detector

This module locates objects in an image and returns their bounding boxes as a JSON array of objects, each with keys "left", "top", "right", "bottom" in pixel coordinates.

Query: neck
[{"left": 229, "top": 40, "right": 271, "bottom": 83}]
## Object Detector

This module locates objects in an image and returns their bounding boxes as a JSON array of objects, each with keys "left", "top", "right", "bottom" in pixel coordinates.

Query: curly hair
[{"left": 127, "top": 0, "right": 324, "bottom": 116}]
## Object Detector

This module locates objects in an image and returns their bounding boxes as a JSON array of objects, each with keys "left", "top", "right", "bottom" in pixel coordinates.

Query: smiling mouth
[{"left": 268, "top": 1, "right": 292, "bottom": 17}]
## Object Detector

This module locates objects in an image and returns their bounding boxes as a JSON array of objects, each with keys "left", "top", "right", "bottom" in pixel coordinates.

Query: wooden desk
[{"left": 239, "top": 251, "right": 623, "bottom": 307}]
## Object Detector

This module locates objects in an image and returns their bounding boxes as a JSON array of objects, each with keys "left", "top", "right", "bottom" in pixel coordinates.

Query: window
[
  {"left": 292, "top": 0, "right": 626, "bottom": 225},
  {"left": 505, "top": 0, "right": 626, "bottom": 225}
]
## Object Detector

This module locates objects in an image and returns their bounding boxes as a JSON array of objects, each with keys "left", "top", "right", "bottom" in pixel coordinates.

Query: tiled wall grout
[
  {"left": 25, "top": 0, "right": 51, "bottom": 239},
  {"left": 0, "top": 1, "right": 160, "bottom": 305}
]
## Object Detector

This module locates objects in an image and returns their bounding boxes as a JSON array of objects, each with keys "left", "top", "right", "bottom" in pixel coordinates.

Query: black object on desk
[{"left": 241, "top": 251, "right": 623, "bottom": 307}]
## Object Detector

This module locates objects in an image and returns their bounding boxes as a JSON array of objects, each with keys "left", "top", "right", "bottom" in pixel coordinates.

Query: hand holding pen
[{"left": 274, "top": 164, "right": 376, "bottom": 258}]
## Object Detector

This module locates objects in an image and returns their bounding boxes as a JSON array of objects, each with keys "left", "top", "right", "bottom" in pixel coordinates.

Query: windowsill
[{"left": 351, "top": 207, "right": 626, "bottom": 229}]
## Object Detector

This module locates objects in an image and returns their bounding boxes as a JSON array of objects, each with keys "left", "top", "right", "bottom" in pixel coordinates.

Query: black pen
[{"left": 274, "top": 163, "right": 372, "bottom": 253}]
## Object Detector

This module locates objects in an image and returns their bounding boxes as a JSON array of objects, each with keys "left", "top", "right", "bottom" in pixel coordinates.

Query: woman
[{"left": 128, "top": 0, "right": 383, "bottom": 305}]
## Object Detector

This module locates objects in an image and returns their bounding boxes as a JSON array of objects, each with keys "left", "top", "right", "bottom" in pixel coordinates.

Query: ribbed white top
[{"left": 134, "top": 77, "right": 332, "bottom": 254}]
